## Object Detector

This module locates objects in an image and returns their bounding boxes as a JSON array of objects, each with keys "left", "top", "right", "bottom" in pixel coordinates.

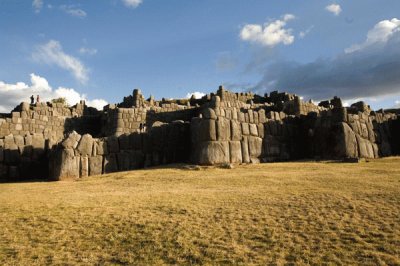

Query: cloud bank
[
  {"left": 240, "top": 14, "right": 295, "bottom": 47},
  {"left": 60, "top": 5, "right": 87, "bottom": 18},
  {"left": 32, "top": 40, "right": 89, "bottom": 84},
  {"left": 186, "top": 92, "right": 205, "bottom": 99},
  {"left": 0, "top": 74, "right": 107, "bottom": 112},
  {"left": 253, "top": 18, "right": 400, "bottom": 101}
]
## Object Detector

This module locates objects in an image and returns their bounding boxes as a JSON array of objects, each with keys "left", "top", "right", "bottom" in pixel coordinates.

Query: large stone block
[
  {"left": 230, "top": 120, "right": 242, "bottom": 141},
  {"left": 80, "top": 156, "right": 89, "bottom": 178},
  {"left": 89, "top": 156, "right": 103, "bottom": 176},
  {"left": 334, "top": 122, "right": 358, "bottom": 158},
  {"left": 0, "top": 147, "right": 3, "bottom": 162},
  {"left": 202, "top": 108, "right": 217, "bottom": 119},
  {"left": 62, "top": 131, "right": 81, "bottom": 149},
  {"left": 107, "top": 136, "right": 120, "bottom": 153},
  {"left": 77, "top": 134, "right": 93, "bottom": 156},
  {"left": 192, "top": 118, "right": 217, "bottom": 142},
  {"left": 356, "top": 134, "right": 375, "bottom": 159},
  {"left": 241, "top": 122, "right": 250, "bottom": 136},
  {"left": 241, "top": 136, "right": 250, "bottom": 163},
  {"left": 104, "top": 153, "right": 118, "bottom": 173},
  {"left": 229, "top": 141, "right": 242, "bottom": 163},
  {"left": 249, "top": 124, "right": 258, "bottom": 136},
  {"left": 248, "top": 136, "right": 263, "bottom": 159},
  {"left": 51, "top": 148, "right": 80, "bottom": 180},
  {"left": 264, "top": 135, "right": 280, "bottom": 157},
  {"left": 94, "top": 140, "right": 108, "bottom": 156},
  {"left": 216, "top": 117, "right": 230, "bottom": 141},
  {"left": 197, "top": 141, "right": 230, "bottom": 165}
]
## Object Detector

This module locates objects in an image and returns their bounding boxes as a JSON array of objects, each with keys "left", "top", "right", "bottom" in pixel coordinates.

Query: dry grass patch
[{"left": 1, "top": 158, "right": 400, "bottom": 265}]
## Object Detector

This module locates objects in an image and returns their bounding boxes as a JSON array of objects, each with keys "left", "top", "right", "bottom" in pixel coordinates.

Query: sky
[{"left": 1, "top": 0, "right": 400, "bottom": 111}]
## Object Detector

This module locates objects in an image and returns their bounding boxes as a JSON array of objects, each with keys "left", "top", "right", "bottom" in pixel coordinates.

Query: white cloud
[
  {"left": 79, "top": 47, "right": 98, "bottom": 56},
  {"left": 60, "top": 5, "right": 87, "bottom": 18},
  {"left": 32, "top": 0, "right": 43, "bottom": 13},
  {"left": 345, "top": 18, "right": 400, "bottom": 53},
  {"left": 254, "top": 17, "right": 400, "bottom": 103},
  {"left": 186, "top": 92, "right": 206, "bottom": 99},
  {"left": 0, "top": 74, "right": 107, "bottom": 112},
  {"left": 299, "top": 26, "right": 314, "bottom": 39},
  {"left": 32, "top": 40, "right": 89, "bottom": 84},
  {"left": 122, "top": 0, "right": 143, "bottom": 8},
  {"left": 240, "top": 14, "right": 295, "bottom": 47},
  {"left": 395, "top": 100, "right": 400, "bottom": 108},
  {"left": 326, "top": 4, "right": 342, "bottom": 16}
]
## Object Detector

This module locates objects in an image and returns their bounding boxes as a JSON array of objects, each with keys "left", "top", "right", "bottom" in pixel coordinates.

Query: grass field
[{"left": 1, "top": 158, "right": 400, "bottom": 265}]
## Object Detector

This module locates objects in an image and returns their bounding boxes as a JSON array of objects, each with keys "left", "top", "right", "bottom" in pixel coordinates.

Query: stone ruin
[{"left": 0, "top": 86, "right": 399, "bottom": 181}]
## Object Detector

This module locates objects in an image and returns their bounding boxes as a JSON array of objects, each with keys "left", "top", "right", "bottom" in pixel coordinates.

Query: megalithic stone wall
[{"left": 49, "top": 120, "right": 191, "bottom": 180}]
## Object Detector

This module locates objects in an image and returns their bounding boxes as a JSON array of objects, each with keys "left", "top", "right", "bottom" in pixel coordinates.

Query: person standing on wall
[
  {"left": 30, "top": 95, "right": 34, "bottom": 105},
  {"left": 36, "top": 95, "right": 40, "bottom": 103}
]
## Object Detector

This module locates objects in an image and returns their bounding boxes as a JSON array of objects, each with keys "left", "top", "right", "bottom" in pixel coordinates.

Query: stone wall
[
  {"left": 49, "top": 120, "right": 191, "bottom": 180},
  {"left": 190, "top": 103, "right": 300, "bottom": 165},
  {"left": 101, "top": 104, "right": 198, "bottom": 136},
  {"left": 0, "top": 101, "right": 101, "bottom": 181},
  {"left": 1, "top": 87, "right": 399, "bottom": 181}
]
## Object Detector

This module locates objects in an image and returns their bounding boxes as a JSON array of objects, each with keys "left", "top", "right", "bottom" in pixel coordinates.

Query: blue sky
[{"left": 1, "top": 0, "right": 400, "bottom": 111}]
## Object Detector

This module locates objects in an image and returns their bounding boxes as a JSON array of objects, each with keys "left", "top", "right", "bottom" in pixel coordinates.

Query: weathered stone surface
[
  {"left": 107, "top": 136, "right": 120, "bottom": 153},
  {"left": 216, "top": 117, "right": 230, "bottom": 141},
  {"left": 62, "top": 131, "right": 81, "bottom": 149},
  {"left": 334, "top": 122, "right": 358, "bottom": 158},
  {"left": 197, "top": 141, "right": 229, "bottom": 165},
  {"left": 193, "top": 119, "right": 217, "bottom": 142},
  {"left": 242, "top": 123, "right": 250, "bottom": 136},
  {"left": 77, "top": 134, "right": 93, "bottom": 156},
  {"left": 0, "top": 147, "right": 3, "bottom": 162},
  {"left": 52, "top": 148, "right": 80, "bottom": 180},
  {"left": 249, "top": 123, "right": 258, "bottom": 136},
  {"left": 241, "top": 136, "right": 250, "bottom": 163},
  {"left": 202, "top": 108, "right": 217, "bottom": 119},
  {"left": 264, "top": 135, "right": 280, "bottom": 158},
  {"left": 229, "top": 141, "right": 242, "bottom": 163},
  {"left": 230, "top": 120, "right": 242, "bottom": 141},
  {"left": 248, "top": 136, "right": 263, "bottom": 159},
  {"left": 89, "top": 156, "right": 103, "bottom": 176},
  {"left": 94, "top": 140, "right": 108, "bottom": 156},
  {"left": 356, "top": 134, "right": 375, "bottom": 159},
  {"left": 80, "top": 156, "right": 89, "bottom": 178},
  {"left": 117, "top": 152, "right": 131, "bottom": 171},
  {"left": 104, "top": 153, "right": 118, "bottom": 173}
]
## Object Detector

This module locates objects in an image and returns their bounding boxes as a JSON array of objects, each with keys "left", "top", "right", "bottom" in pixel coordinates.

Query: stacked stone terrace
[{"left": 0, "top": 86, "right": 399, "bottom": 181}]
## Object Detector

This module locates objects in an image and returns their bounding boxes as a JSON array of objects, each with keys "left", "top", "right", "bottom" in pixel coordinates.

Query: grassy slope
[{"left": 0, "top": 158, "right": 399, "bottom": 265}]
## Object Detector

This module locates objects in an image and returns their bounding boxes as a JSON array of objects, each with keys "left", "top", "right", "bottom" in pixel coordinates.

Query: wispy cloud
[
  {"left": 240, "top": 14, "right": 295, "bottom": 47},
  {"left": 60, "top": 5, "right": 87, "bottom": 18},
  {"left": 0, "top": 74, "right": 107, "bottom": 112},
  {"left": 122, "top": 0, "right": 143, "bottom": 9},
  {"left": 299, "top": 26, "right": 314, "bottom": 39},
  {"left": 32, "top": 0, "right": 43, "bottom": 13},
  {"left": 326, "top": 4, "right": 342, "bottom": 16},
  {"left": 32, "top": 40, "right": 89, "bottom": 84},
  {"left": 79, "top": 47, "right": 98, "bottom": 56}
]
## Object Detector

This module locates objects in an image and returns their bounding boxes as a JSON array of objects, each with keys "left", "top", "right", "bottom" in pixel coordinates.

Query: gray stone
[
  {"left": 248, "top": 136, "right": 263, "bottom": 159},
  {"left": 197, "top": 141, "right": 230, "bottom": 165},
  {"left": 202, "top": 108, "right": 217, "bottom": 119},
  {"left": 62, "top": 131, "right": 81, "bottom": 149},
  {"left": 89, "top": 156, "right": 103, "bottom": 176},
  {"left": 230, "top": 120, "right": 242, "bottom": 141},
  {"left": 216, "top": 117, "right": 230, "bottom": 141},
  {"left": 241, "top": 122, "right": 250, "bottom": 135},
  {"left": 229, "top": 141, "right": 242, "bottom": 163},
  {"left": 104, "top": 153, "right": 118, "bottom": 173},
  {"left": 80, "top": 156, "right": 89, "bottom": 177},
  {"left": 77, "top": 134, "right": 93, "bottom": 156},
  {"left": 334, "top": 123, "right": 358, "bottom": 158},
  {"left": 241, "top": 136, "right": 250, "bottom": 163},
  {"left": 107, "top": 136, "right": 120, "bottom": 153}
]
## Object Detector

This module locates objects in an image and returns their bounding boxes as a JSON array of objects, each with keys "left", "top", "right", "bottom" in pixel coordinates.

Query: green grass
[{"left": 1, "top": 158, "right": 400, "bottom": 265}]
